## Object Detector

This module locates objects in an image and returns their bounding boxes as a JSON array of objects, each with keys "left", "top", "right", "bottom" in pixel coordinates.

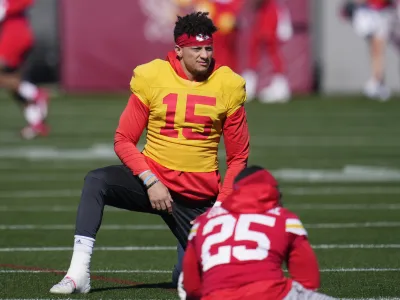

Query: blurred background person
[
  {"left": 342, "top": 0, "right": 397, "bottom": 101},
  {"left": 178, "top": 0, "right": 244, "bottom": 72},
  {"left": 242, "top": 0, "right": 293, "bottom": 103},
  {"left": 0, "top": 0, "right": 50, "bottom": 139}
]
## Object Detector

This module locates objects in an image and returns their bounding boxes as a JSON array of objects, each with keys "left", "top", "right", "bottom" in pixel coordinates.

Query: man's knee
[
  {"left": 83, "top": 168, "right": 111, "bottom": 192},
  {"left": 85, "top": 168, "right": 108, "bottom": 181}
]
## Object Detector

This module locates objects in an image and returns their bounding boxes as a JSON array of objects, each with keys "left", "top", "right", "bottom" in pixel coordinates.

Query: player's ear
[{"left": 175, "top": 45, "right": 183, "bottom": 59}]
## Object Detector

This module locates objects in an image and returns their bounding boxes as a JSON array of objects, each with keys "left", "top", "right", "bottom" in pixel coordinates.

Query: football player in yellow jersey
[{"left": 50, "top": 12, "right": 250, "bottom": 294}]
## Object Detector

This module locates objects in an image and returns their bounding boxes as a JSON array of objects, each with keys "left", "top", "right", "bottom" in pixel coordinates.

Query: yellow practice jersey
[{"left": 130, "top": 59, "right": 246, "bottom": 172}]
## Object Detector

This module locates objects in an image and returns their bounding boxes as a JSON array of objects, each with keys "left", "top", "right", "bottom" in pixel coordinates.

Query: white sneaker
[
  {"left": 241, "top": 69, "right": 258, "bottom": 101},
  {"left": 49, "top": 275, "right": 91, "bottom": 294},
  {"left": 363, "top": 78, "right": 391, "bottom": 101},
  {"left": 259, "top": 75, "right": 291, "bottom": 103}
]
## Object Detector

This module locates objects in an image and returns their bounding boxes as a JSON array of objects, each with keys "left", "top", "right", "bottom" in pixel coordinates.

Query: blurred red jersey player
[
  {"left": 0, "top": 0, "right": 50, "bottom": 139},
  {"left": 242, "top": 0, "right": 292, "bottom": 103},
  {"left": 367, "top": 0, "right": 394, "bottom": 9},
  {"left": 193, "top": 0, "right": 244, "bottom": 72},
  {"left": 179, "top": 166, "right": 336, "bottom": 300}
]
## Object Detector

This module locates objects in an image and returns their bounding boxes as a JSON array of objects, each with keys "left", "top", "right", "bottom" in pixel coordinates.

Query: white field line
[
  {"left": 0, "top": 190, "right": 81, "bottom": 198},
  {"left": 3, "top": 165, "right": 400, "bottom": 183},
  {"left": 2, "top": 136, "right": 400, "bottom": 153},
  {"left": 0, "top": 244, "right": 399, "bottom": 252},
  {"left": 1, "top": 222, "right": 400, "bottom": 231},
  {"left": 0, "top": 268, "right": 399, "bottom": 274},
  {"left": 1, "top": 203, "right": 400, "bottom": 212},
  {"left": 284, "top": 187, "right": 400, "bottom": 195},
  {"left": 288, "top": 204, "right": 400, "bottom": 210},
  {"left": 2, "top": 187, "right": 400, "bottom": 200}
]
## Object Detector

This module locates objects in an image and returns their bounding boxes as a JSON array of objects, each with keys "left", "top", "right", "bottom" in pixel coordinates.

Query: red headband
[{"left": 176, "top": 33, "right": 213, "bottom": 48}]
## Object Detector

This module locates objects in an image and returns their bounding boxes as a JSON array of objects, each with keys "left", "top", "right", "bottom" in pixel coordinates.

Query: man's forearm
[
  {"left": 219, "top": 106, "right": 250, "bottom": 201},
  {"left": 114, "top": 94, "right": 151, "bottom": 175}
]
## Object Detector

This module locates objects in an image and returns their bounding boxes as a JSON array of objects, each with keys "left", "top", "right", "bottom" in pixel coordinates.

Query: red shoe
[
  {"left": 35, "top": 88, "right": 50, "bottom": 119},
  {"left": 20, "top": 122, "right": 50, "bottom": 140}
]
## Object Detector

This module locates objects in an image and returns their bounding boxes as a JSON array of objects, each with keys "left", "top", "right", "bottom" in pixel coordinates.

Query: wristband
[
  {"left": 146, "top": 179, "right": 160, "bottom": 190},
  {"left": 143, "top": 174, "right": 155, "bottom": 185}
]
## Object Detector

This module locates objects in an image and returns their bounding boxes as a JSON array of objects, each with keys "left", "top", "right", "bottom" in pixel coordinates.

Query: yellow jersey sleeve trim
[
  {"left": 286, "top": 218, "right": 308, "bottom": 236},
  {"left": 188, "top": 223, "right": 200, "bottom": 241}
]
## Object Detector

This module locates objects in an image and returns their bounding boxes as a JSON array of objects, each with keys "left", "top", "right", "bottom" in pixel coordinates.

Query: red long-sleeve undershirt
[{"left": 114, "top": 94, "right": 249, "bottom": 201}]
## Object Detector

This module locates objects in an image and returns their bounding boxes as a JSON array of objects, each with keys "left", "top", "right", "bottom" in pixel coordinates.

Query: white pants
[
  {"left": 353, "top": 7, "right": 395, "bottom": 39},
  {"left": 283, "top": 281, "right": 336, "bottom": 300}
]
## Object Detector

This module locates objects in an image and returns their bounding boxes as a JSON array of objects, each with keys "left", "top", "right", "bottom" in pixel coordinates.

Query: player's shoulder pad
[
  {"left": 215, "top": 67, "right": 246, "bottom": 114},
  {"left": 132, "top": 59, "right": 166, "bottom": 81},
  {"left": 130, "top": 59, "right": 168, "bottom": 104},
  {"left": 283, "top": 209, "right": 308, "bottom": 236},
  {"left": 216, "top": 66, "right": 246, "bottom": 90}
]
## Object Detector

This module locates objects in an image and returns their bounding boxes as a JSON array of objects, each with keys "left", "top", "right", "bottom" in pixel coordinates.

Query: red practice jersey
[
  {"left": 367, "top": 0, "right": 394, "bottom": 9},
  {"left": 0, "top": 0, "right": 33, "bottom": 23},
  {"left": 182, "top": 169, "right": 320, "bottom": 300},
  {"left": 0, "top": 0, "right": 34, "bottom": 67}
]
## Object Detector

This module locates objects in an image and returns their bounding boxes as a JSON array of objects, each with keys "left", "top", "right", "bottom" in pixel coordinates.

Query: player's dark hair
[
  {"left": 174, "top": 11, "right": 218, "bottom": 42},
  {"left": 234, "top": 165, "right": 283, "bottom": 202},
  {"left": 234, "top": 166, "right": 265, "bottom": 183}
]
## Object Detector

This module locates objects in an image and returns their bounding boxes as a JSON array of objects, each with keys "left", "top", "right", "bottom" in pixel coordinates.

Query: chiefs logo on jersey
[{"left": 196, "top": 34, "right": 211, "bottom": 42}]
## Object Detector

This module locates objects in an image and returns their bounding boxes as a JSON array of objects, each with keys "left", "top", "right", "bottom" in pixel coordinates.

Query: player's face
[{"left": 180, "top": 46, "right": 213, "bottom": 76}]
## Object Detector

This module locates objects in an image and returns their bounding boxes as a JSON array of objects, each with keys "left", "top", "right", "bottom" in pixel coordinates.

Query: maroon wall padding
[{"left": 60, "top": 0, "right": 312, "bottom": 93}]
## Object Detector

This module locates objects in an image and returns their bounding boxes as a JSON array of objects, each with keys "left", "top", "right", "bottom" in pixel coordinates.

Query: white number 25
[{"left": 201, "top": 214, "right": 276, "bottom": 271}]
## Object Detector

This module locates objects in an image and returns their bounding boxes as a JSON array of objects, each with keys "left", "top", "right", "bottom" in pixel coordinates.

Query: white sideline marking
[
  {"left": 1, "top": 135, "right": 400, "bottom": 160},
  {"left": 1, "top": 268, "right": 399, "bottom": 274},
  {"left": 0, "top": 269, "right": 170, "bottom": 274},
  {"left": 0, "top": 224, "right": 167, "bottom": 230},
  {"left": 285, "top": 187, "right": 400, "bottom": 195},
  {"left": 0, "top": 144, "right": 119, "bottom": 160},
  {"left": 319, "top": 268, "right": 400, "bottom": 272},
  {"left": 0, "top": 246, "right": 176, "bottom": 252},
  {"left": 312, "top": 244, "right": 400, "bottom": 249},
  {"left": 3, "top": 166, "right": 400, "bottom": 182},
  {"left": 0, "top": 144, "right": 223, "bottom": 161},
  {"left": 289, "top": 203, "right": 400, "bottom": 210},
  {"left": 2, "top": 186, "right": 400, "bottom": 200},
  {"left": 1, "top": 203, "right": 400, "bottom": 212},
  {"left": 1, "top": 222, "right": 400, "bottom": 231},
  {"left": 274, "top": 165, "right": 400, "bottom": 183},
  {"left": 305, "top": 222, "right": 400, "bottom": 229},
  {"left": 0, "top": 244, "right": 399, "bottom": 252},
  {"left": 0, "top": 190, "right": 81, "bottom": 198}
]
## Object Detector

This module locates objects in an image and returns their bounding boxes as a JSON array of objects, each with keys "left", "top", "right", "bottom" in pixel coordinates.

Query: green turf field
[{"left": 0, "top": 93, "right": 400, "bottom": 299}]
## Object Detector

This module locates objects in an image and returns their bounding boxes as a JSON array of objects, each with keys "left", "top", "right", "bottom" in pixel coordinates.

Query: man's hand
[{"left": 147, "top": 179, "right": 173, "bottom": 213}]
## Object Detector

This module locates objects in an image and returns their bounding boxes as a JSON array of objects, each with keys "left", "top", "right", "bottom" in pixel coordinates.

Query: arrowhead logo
[{"left": 196, "top": 34, "right": 210, "bottom": 42}]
